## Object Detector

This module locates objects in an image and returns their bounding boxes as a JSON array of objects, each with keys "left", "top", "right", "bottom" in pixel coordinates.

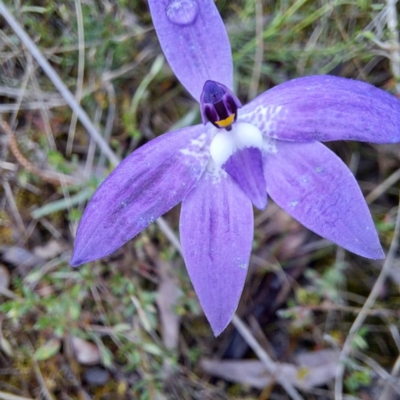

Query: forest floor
[{"left": 1, "top": 0, "right": 400, "bottom": 399}]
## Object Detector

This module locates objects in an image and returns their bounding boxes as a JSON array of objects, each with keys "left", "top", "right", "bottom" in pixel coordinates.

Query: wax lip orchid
[{"left": 72, "top": 0, "right": 400, "bottom": 335}]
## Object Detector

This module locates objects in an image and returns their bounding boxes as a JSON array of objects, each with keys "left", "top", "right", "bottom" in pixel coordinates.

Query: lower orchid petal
[
  {"left": 71, "top": 125, "right": 210, "bottom": 266},
  {"left": 240, "top": 75, "right": 400, "bottom": 144},
  {"left": 265, "top": 140, "right": 384, "bottom": 259},
  {"left": 180, "top": 163, "right": 254, "bottom": 336},
  {"left": 210, "top": 122, "right": 267, "bottom": 208}
]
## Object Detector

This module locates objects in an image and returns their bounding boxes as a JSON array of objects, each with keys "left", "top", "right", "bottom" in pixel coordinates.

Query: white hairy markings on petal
[
  {"left": 240, "top": 104, "right": 285, "bottom": 138},
  {"left": 205, "top": 158, "right": 227, "bottom": 185},
  {"left": 263, "top": 136, "right": 277, "bottom": 154},
  {"left": 179, "top": 132, "right": 210, "bottom": 163},
  {"left": 209, "top": 122, "right": 263, "bottom": 166}
]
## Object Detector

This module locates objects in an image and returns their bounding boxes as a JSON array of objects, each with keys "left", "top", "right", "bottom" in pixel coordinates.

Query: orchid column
[{"left": 72, "top": 0, "right": 400, "bottom": 335}]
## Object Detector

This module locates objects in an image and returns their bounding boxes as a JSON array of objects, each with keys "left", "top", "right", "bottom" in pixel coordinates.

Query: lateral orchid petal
[
  {"left": 241, "top": 75, "right": 400, "bottom": 143},
  {"left": 71, "top": 125, "right": 210, "bottom": 266},
  {"left": 148, "top": 0, "right": 233, "bottom": 101},
  {"left": 180, "top": 164, "right": 254, "bottom": 336},
  {"left": 265, "top": 140, "right": 384, "bottom": 259}
]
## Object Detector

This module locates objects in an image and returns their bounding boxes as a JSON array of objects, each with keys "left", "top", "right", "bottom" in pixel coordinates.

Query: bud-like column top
[{"left": 200, "top": 80, "right": 242, "bottom": 131}]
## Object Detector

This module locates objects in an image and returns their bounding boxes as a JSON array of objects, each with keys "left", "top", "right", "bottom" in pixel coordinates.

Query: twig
[
  {"left": 96, "top": 82, "right": 116, "bottom": 174},
  {"left": 248, "top": 0, "right": 264, "bottom": 100},
  {"left": 0, "top": 1, "right": 120, "bottom": 167},
  {"left": 0, "top": 391, "right": 33, "bottom": 400},
  {"left": 354, "top": 350, "right": 400, "bottom": 395},
  {"left": 84, "top": 106, "right": 102, "bottom": 179},
  {"left": 386, "top": 0, "right": 400, "bottom": 93},
  {"left": 32, "top": 359, "right": 55, "bottom": 400},
  {"left": 155, "top": 218, "right": 182, "bottom": 256},
  {"left": 379, "top": 353, "right": 400, "bottom": 400},
  {"left": 379, "top": 325, "right": 400, "bottom": 399},
  {"left": 2, "top": 180, "right": 25, "bottom": 235},
  {"left": 66, "top": 0, "right": 85, "bottom": 156},
  {"left": 366, "top": 168, "right": 400, "bottom": 204},
  {"left": 334, "top": 192, "right": 400, "bottom": 400},
  {"left": 231, "top": 314, "right": 304, "bottom": 400},
  {"left": 1, "top": 120, "right": 80, "bottom": 186},
  {"left": 286, "top": 303, "right": 400, "bottom": 317}
]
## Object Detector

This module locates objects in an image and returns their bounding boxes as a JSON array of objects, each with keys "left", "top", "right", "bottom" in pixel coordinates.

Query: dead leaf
[
  {"left": 201, "top": 349, "right": 340, "bottom": 390},
  {"left": 156, "top": 260, "right": 181, "bottom": 351},
  {"left": 33, "top": 239, "right": 68, "bottom": 260},
  {"left": 0, "top": 264, "right": 10, "bottom": 290},
  {"left": 71, "top": 337, "right": 101, "bottom": 365},
  {"left": 0, "top": 245, "right": 45, "bottom": 276}
]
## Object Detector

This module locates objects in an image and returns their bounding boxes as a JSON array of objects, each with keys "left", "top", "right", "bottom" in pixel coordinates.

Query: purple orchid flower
[{"left": 72, "top": 0, "right": 400, "bottom": 335}]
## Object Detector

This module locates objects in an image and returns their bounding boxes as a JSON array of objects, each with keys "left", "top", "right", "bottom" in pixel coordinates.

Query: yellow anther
[{"left": 215, "top": 113, "right": 235, "bottom": 128}]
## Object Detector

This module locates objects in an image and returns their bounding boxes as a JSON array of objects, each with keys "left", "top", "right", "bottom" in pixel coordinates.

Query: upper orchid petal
[
  {"left": 180, "top": 163, "right": 254, "bottom": 336},
  {"left": 148, "top": 0, "right": 233, "bottom": 102},
  {"left": 240, "top": 75, "right": 400, "bottom": 144},
  {"left": 71, "top": 125, "right": 211, "bottom": 266},
  {"left": 264, "top": 140, "right": 384, "bottom": 259}
]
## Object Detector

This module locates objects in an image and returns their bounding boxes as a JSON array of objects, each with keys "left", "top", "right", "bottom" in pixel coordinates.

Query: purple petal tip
[
  {"left": 265, "top": 141, "right": 385, "bottom": 260},
  {"left": 210, "top": 315, "right": 233, "bottom": 337},
  {"left": 70, "top": 252, "right": 86, "bottom": 267},
  {"left": 363, "top": 246, "right": 385, "bottom": 260}
]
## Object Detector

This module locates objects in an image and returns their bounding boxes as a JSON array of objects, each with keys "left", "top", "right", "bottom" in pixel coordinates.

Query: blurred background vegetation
[{"left": 0, "top": 0, "right": 400, "bottom": 399}]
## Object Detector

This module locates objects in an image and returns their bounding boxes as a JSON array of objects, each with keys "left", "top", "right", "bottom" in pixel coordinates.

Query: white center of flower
[{"left": 209, "top": 122, "right": 263, "bottom": 167}]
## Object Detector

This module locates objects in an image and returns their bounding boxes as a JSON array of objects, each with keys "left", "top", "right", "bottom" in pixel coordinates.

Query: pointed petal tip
[
  {"left": 358, "top": 245, "right": 385, "bottom": 260},
  {"left": 209, "top": 314, "right": 232, "bottom": 337},
  {"left": 265, "top": 141, "right": 386, "bottom": 262},
  {"left": 69, "top": 125, "right": 209, "bottom": 271},
  {"left": 70, "top": 243, "right": 105, "bottom": 267},
  {"left": 253, "top": 193, "right": 268, "bottom": 211},
  {"left": 180, "top": 168, "right": 253, "bottom": 340},
  {"left": 70, "top": 251, "right": 87, "bottom": 267}
]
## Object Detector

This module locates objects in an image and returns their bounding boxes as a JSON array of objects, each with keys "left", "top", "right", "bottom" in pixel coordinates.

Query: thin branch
[
  {"left": 386, "top": 0, "right": 400, "bottom": 93},
  {"left": 248, "top": 0, "right": 264, "bottom": 100},
  {"left": 0, "top": 1, "right": 120, "bottom": 167},
  {"left": 366, "top": 168, "right": 400, "bottom": 204},
  {"left": 66, "top": 0, "right": 86, "bottom": 156},
  {"left": 334, "top": 193, "right": 400, "bottom": 400},
  {"left": 231, "top": 314, "right": 304, "bottom": 400},
  {"left": 0, "top": 391, "right": 34, "bottom": 400}
]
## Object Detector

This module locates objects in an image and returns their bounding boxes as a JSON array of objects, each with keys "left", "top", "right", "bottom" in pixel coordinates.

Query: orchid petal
[
  {"left": 180, "top": 163, "right": 254, "bottom": 335},
  {"left": 209, "top": 122, "right": 267, "bottom": 209},
  {"left": 71, "top": 125, "right": 210, "bottom": 266},
  {"left": 241, "top": 75, "right": 400, "bottom": 143},
  {"left": 265, "top": 140, "right": 384, "bottom": 259},
  {"left": 148, "top": 0, "right": 233, "bottom": 102},
  {"left": 223, "top": 148, "right": 267, "bottom": 210}
]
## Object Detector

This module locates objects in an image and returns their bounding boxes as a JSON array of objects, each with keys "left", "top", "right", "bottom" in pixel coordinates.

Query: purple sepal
[
  {"left": 71, "top": 125, "right": 210, "bottom": 266},
  {"left": 265, "top": 140, "right": 384, "bottom": 259},
  {"left": 180, "top": 166, "right": 254, "bottom": 336},
  {"left": 222, "top": 147, "right": 267, "bottom": 210},
  {"left": 148, "top": 0, "right": 233, "bottom": 102},
  {"left": 241, "top": 75, "right": 400, "bottom": 143}
]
